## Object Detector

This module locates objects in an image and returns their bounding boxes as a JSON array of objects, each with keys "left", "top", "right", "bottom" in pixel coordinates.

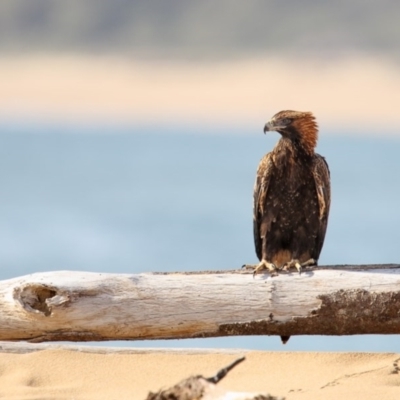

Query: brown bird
[{"left": 243, "top": 111, "right": 330, "bottom": 342}]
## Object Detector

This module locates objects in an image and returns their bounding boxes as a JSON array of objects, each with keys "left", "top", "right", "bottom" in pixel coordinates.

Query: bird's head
[{"left": 264, "top": 110, "right": 318, "bottom": 154}]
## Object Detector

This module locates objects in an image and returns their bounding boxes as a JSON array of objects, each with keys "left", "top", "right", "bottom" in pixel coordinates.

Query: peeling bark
[{"left": 214, "top": 289, "right": 400, "bottom": 338}]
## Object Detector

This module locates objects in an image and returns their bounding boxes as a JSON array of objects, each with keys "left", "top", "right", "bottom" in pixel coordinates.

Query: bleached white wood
[
  {"left": 0, "top": 266, "right": 399, "bottom": 342},
  {"left": 0, "top": 341, "right": 244, "bottom": 354}
]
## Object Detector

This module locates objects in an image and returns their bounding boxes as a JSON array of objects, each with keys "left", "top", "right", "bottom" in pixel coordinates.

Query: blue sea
[{"left": 1, "top": 122, "right": 400, "bottom": 352}]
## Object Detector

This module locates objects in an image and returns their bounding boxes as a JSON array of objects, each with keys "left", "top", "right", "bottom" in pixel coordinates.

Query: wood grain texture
[{"left": 0, "top": 265, "right": 399, "bottom": 342}]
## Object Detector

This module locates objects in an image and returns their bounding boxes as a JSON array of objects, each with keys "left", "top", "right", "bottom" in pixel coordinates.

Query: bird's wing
[
  {"left": 253, "top": 152, "right": 274, "bottom": 260},
  {"left": 312, "top": 154, "right": 331, "bottom": 257}
]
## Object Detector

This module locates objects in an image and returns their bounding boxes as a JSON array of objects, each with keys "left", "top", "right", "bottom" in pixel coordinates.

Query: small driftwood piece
[
  {"left": 146, "top": 357, "right": 283, "bottom": 400},
  {"left": 0, "top": 265, "right": 400, "bottom": 342}
]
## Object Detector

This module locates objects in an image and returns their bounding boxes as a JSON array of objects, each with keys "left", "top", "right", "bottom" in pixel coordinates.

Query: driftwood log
[
  {"left": 0, "top": 265, "right": 400, "bottom": 342},
  {"left": 146, "top": 357, "right": 283, "bottom": 400}
]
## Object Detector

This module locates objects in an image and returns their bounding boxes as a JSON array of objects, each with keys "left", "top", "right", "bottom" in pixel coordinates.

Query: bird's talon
[
  {"left": 295, "top": 262, "right": 302, "bottom": 274},
  {"left": 245, "top": 260, "right": 277, "bottom": 276},
  {"left": 301, "top": 258, "right": 317, "bottom": 268}
]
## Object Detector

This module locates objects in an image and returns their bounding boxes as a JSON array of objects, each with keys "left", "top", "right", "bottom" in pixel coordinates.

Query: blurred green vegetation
[{"left": 0, "top": 0, "right": 399, "bottom": 60}]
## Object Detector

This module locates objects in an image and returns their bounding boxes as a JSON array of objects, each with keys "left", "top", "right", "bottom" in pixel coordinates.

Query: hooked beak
[{"left": 263, "top": 121, "right": 274, "bottom": 133}]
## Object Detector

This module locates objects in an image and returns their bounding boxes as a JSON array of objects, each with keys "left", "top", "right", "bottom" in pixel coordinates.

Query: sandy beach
[
  {"left": 0, "top": 343, "right": 398, "bottom": 399},
  {"left": 1, "top": 55, "right": 400, "bottom": 132}
]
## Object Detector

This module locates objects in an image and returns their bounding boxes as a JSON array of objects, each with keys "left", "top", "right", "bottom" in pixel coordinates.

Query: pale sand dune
[
  {"left": 0, "top": 55, "right": 400, "bottom": 132},
  {"left": 0, "top": 347, "right": 399, "bottom": 399}
]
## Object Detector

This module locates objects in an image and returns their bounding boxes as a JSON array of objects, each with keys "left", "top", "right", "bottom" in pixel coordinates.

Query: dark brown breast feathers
[{"left": 253, "top": 139, "right": 330, "bottom": 267}]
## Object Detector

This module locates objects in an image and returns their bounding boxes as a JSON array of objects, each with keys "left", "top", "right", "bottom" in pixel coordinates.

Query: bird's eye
[{"left": 280, "top": 118, "right": 291, "bottom": 125}]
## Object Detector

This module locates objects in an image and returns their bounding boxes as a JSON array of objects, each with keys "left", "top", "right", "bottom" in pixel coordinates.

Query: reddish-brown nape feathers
[{"left": 290, "top": 111, "right": 318, "bottom": 154}]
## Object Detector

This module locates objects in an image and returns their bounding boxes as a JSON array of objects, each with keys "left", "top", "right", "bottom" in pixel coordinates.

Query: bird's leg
[
  {"left": 242, "top": 259, "right": 278, "bottom": 277},
  {"left": 301, "top": 258, "right": 317, "bottom": 268},
  {"left": 283, "top": 258, "right": 317, "bottom": 274},
  {"left": 282, "top": 259, "right": 302, "bottom": 274}
]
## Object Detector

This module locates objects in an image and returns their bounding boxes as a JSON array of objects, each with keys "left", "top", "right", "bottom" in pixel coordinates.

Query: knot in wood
[{"left": 14, "top": 284, "right": 59, "bottom": 316}]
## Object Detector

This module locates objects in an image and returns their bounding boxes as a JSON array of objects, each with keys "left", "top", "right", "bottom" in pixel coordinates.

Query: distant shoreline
[{"left": 1, "top": 55, "right": 400, "bottom": 132}]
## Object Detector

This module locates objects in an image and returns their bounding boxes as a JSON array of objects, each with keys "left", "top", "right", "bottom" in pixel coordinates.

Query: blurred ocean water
[{"left": 1, "top": 122, "right": 400, "bottom": 352}]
